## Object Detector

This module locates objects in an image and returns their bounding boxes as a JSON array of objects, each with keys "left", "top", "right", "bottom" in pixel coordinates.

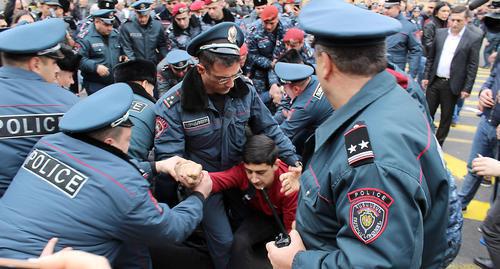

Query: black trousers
[
  {"left": 426, "top": 77, "right": 460, "bottom": 146},
  {"left": 482, "top": 193, "right": 500, "bottom": 268},
  {"left": 228, "top": 210, "right": 280, "bottom": 269}
]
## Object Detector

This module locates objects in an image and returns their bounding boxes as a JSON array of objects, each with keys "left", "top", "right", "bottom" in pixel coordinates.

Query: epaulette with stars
[
  {"left": 344, "top": 122, "right": 374, "bottom": 167},
  {"left": 162, "top": 91, "right": 181, "bottom": 109}
]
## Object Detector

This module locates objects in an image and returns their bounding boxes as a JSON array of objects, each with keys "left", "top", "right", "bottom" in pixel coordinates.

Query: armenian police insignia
[
  {"left": 130, "top": 101, "right": 147, "bottom": 113},
  {"left": 348, "top": 188, "right": 393, "bottom": 244},
  {"left": 155, "top": 116, "right": 168, "bottom": 139},
  {"left": 0, "top": 113, "right": 63, "bottom": 139},
  {"left": 344, "top": 122, "right": 374, "bottom": 167}
]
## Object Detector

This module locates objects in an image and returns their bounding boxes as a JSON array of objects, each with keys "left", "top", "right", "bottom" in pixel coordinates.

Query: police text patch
[
  {"left": 344, "top": 122, "right": 374, "bottom": 166},
  {"left": 130, "top": 101, "right": 147, "bottom": 113},
  {"left": 23, "top": 149, "right": 88, "bottom": 198},
  {"left": 348, "top": 188, "right": 393, "bottom": 244},
  {"left": 0, "top": 113, "right": 63, "bottom": 140},
  {"left": 182, "top": 116, "right": 210, "bottom": 130},
  {"left": 313, "top": 85, "right": 324, "bottom": 99}
]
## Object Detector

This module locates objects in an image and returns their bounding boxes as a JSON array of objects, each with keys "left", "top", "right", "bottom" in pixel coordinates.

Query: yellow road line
[
  {"left": 444, "top": 153, "right": 468, "bottom": 179},
  {"left": 446, "top": 138, "right": 472, "bottom": 144},
  {"left": 463, "top": 200, "right": 490, "bottom": 222},
  {"left": 435, "top": 122, "right": 476, "bottom": 133}
]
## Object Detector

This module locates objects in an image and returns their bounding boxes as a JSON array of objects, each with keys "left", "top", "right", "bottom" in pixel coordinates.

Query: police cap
[
  {"left": 274, "top": 62, "right": 314, "bottom": 84},
  {"left": 91, "top": 9, "right": 116, "bottom": 24},
  {"left": 166, "top": 49, "right": 192, "bottom": 69},
  {"left": 172, "top": 2, "right": 189, "bottom": 17},
  {"left": 44, "top": 0, "right": 62, "bottom": 7},
  {"left": 383, "top": 0, "right": 400, "bottom": 8},
  {"left": 190, "top": 1, "right": 205, "bottom": 11},
  {"left": 131, "top": 0, "right": 153, "bottom": 14},
  {"left": 0, "top": 18, "right": 66, "bottom": 58},
  {"left": 299, "top": 0, "right": 401, "bottom": 46},
  {"left": 187, "top": 22, "right": 244, "bottom": 56},
  {"left": 253, "top": 0, "right": 268, "bottom": 7},
  {"left": 59, "top": 83, "right": 134, "bottom": 133},
  {"left": 98, "top": 0, "right": 116, "bottom": 9},
  {"left": 113, "top": 59, "right": 157, "bottom": 85}
]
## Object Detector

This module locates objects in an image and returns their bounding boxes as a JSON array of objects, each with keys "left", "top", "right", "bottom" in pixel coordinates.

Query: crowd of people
[{"left": 0, "top": 0, "right": 499, "bottom": 268}]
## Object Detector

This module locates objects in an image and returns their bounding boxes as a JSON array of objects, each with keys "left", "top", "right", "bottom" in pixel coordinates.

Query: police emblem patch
[
  {"left": 348, "top": 188, "right": 393, "bottom": 244},
  {"left": 155, "top": 116, "right": 168, "bottom": 139},
  {"left": 228, "top": 26, "right": 237, "bottom": 44},
  {"left": 344, "top": 122, "right": 374, "bottom": 167}
]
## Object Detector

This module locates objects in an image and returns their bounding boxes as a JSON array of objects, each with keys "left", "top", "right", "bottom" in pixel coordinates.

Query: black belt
[{"left": 435, "top": 76, "right": 450, "bottom": 81}]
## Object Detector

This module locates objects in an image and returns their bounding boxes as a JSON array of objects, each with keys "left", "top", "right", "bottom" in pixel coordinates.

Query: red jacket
[{"left": 210, "top": 160, "right": 298, "bottom": 232}]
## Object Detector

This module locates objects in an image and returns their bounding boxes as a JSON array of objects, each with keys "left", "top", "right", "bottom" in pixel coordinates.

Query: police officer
[
  {"left": 266, "top": 1, "right": 450, "bottom": 268},
  {"left": 154, "top": 0, "right": 178, "bottom": 28},
  {"left": 237, "top": 0, "right": 268, "bottom": 34},
  {"left": 119, "top": 0, "right": 168, "bottom": 64},
  {"left": 154, "top": 22, "right": 300, "bottom": 269},
  {"left": 0, "top": 19, "right": 79, "bottom": 197},
  {"left": 157, "top": 49, "right": 193, "bottom": 97},
  {"left": 0, "top": 83, "right": 212, "bottom": 267},
  {"left": 166, "top": 2, "right": 203, "bottom": 51},
  {"left": 246, "top": 5, "right": 291, "bottom": 109},
  {"left": 77, "top": 9, "right": 125, "bottom": 95},
  {"left": 383, "top": 0, "right": 422, "bottom": 78},
  {"left": 273, "top": 62, "right": 333, "bottom": 154},
  {"left": 113, "top": 59, "right": 157, "bottom": 162},
  {"left": 201, "top": 0, "right": 235, "bottom": 29},
  {"left": 74, "top": 0, "right": 122, "bottom": 40}
]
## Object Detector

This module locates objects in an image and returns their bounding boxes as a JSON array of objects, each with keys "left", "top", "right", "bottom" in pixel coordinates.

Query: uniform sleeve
[
  {"left": 209, "top": 164, "right": 247, "bottom": 193},
  {"left": 248, "top": 89, "right": 299, "bottom": 166},
  {"left": 153, "top": 101, "right": 186, "bottom": 160},
  {"left": 77, "top": 39, "right": 98, "bottom": 73},
  {"left": 119, "top": 24, "right": 136, "bottom": 61},
  {"left": 280, "top": 106, "right": 314, "bottom": 141},
  {"left": 406, "top": 24, "right": 422, "bottom": 78},
  {"left": 293, "top": 163, "right": 434, "bottom": 268},
  {"left": 117, "top": 187, "right": 203, "bottom": 245},
  {"left": 157, "top": 24, "right": 168, "bottom": 58},
  {"left": 129, "top": 115, "right": 155, "bottom": 162},
  {"left": 268, "top": 69, "right": 280, "bottom": 86}
]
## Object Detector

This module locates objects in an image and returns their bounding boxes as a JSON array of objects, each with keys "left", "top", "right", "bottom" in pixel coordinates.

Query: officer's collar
[
  {"left": 126, "top": 82, "right": 156, "bottom": 103},
  {"left": 180, "top": 67, "right": 249, "bottom": 112}
]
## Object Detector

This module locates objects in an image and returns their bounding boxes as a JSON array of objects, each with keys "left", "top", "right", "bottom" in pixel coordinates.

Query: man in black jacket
[{"left": 422, "top": 5, "right": 482, "bottom": 145}]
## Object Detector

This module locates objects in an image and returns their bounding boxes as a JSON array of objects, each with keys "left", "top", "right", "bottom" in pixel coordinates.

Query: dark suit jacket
[{"left": 424, "top": 26, "right": 483, "bottom": 95}]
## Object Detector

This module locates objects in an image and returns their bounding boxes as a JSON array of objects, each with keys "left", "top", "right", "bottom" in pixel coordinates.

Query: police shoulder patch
[
  {"left": 348, "top": 188, "right": 394, "bottom": 244},
  {"left": 162, "top": 91, "right": 181, "bottom": 109},
  {"left": 344, "top": 122, "right": 374, "bottom": 167},
  {"left": 130, "top": 100, "right": 148, "bottom": 113},
  {"left": 155, "top": 116, "right": 169, "bottom": 139}
]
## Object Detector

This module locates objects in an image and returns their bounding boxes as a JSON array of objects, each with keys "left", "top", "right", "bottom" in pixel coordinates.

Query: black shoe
[
  {"left": 462, "top": 206, "right": 467, "bottom": 211},
  {"left": 474, "top": 257, "right": 494, "bottom": 269}
]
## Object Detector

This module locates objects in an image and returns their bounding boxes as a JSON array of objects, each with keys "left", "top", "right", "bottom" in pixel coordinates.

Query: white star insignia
[
  {"left": 348, "top": 144, "right": 357, "bottom": 154},
  {"left": 358, "top": 140, "right": 369, "bottom": 149}
]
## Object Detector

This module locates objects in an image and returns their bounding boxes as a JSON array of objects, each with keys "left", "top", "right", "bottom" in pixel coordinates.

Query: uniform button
[{"left": 306, "top": 190, "right": 310, "bottom": 196}]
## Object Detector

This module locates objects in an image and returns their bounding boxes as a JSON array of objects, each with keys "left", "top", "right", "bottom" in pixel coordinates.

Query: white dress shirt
[{"left": 436, "top": 27, "right": 465, "bottom": 79}]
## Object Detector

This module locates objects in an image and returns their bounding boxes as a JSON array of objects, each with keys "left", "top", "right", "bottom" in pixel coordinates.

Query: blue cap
[
  {"left": 131, "top": 0, "right": 153, "bottom": 14},
  {"left": 299, "top": 0, "right": 401, "bottom": 46},
  {"left": 274, "top": 62, "right": 314, "bottom": 84},
  {"left": 0, "top": 18, "right": 66, "bottom": 58},
  {"left": 91, "top": 9, "right": 115, "bottom": 24},
  {"left": 59, "top": 83, "right": 134, "bottom": 133},
  {"left": 166, "top": 49, "right": 192, "bottom": 69},
  {"left": 187, "top": 22, "right": 244, "bottom": 56},
  {"left": 44, "top": 0, "right": 62, "bottom": 7}
]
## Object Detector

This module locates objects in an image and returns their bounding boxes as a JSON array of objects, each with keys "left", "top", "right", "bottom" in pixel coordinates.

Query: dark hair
[
  {"left": 432, "top": 1, "right": 451, "bottom": 16},
  {"left": 243, "top": 135, "right": 279, "bottom": 165},
  {"left": 451, "top": 5, "right": 471, "bottom": 17},
  {"left": 87, "top": 126, "right": 124, "bottom": 142},
  {"left": 198, "top": 50, "right": 240, "bottom": 69},
  {"left": 57, "top": 47, "right": 82, "bottom": 72},
  {"left": 1, "top": 52, "right": 35, "bottom": 66},
  {"left": 315, "top": 42, "right": 387, "bottom": 76},
  {"left": 278, "top": 49, "right": 304, "bottom": 64}
]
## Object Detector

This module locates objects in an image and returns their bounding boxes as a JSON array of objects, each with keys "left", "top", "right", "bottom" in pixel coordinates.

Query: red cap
[
  {"left": 239, "top": 43, "right": 248, "bottom": 56},
  {"left": 190, "top": 0, "right": 205, "bottom": 11},
  {"left": 259, "top": 5, "right": 278, "bottom": 21},
  {"left": 204, "top": 0, "right": 220, "bottom": 5},
  {"left": 172, "top": 2, "right": 188, "bottom": 16},
  {"left": 284, "top": 28, "right": 304, "bottom": 42}
]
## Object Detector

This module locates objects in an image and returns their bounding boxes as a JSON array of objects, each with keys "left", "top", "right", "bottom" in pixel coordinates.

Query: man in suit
[{"left": 422, "top": 5, "right": 482, "bottom": 146}]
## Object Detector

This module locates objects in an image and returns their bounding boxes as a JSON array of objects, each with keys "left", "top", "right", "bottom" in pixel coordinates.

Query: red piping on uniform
[
  {"left": 0, "top": 104, "right": 65, "bottom": 108},
  {"left": 304, "top": 93, "right": 314, "bottom": 109},
  {"left": 41, "top": 140, "right": 135, "bottom": 197},
  {"left": 308, "top": 164, "right": 332, "bottom": 204},
  {"left": 416, "top": 113, "right": 432, "bottom": 184},
  {"left": 385, "top": 68, "right": 408, "bottom": 89}
]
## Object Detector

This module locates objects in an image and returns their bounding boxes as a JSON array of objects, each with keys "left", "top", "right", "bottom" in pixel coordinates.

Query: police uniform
[
  {"left": 385, "top": 0, "right": 422, "bottom": 78},
  {"left": 114, "top": 60, "right": 157, "bottom": 162},
  {"left": 201, "top": 0, "right": 235, "bottom": 29},
  {"left": 77, "top": 9, "right": 123, "bottom": 94},
  {"left": 154, "top": 22, "right": 300, "bottom": 269},
  {"left": 156, "top": 49, "right": 193, "bottom": 97},
  {"left": 119, "top": 0, "right": 168, "bottom": 64},
  {"left": 237, "top": 0, "right": 267, "bottom": 34},
  {"left": 291, "top": 1, "right": 450, "bottom": 268},
  {"left": 0, "top": 19, "right": 79, "bottom": 197},
  {"left": 166, "top": 3, "right": 203, "bottom": 51},
  {"left": 273, "top": 63, "right": 333, "bottom": 153},
  {"left": 0, "top": 84, "right": 204, "bottom": 268},
  {"left": 246, "top": 12, "right": 291, "bottom": 103}
]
